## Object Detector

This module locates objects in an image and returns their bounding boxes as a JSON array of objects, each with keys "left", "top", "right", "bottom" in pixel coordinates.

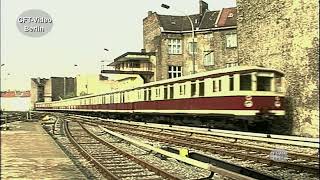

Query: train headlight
[
  {"left": 244, "top": 100, "right": 253, "bottom": 108},
  {"left": 275, "top": 96, "right": 280, "bottom": 101},
  {"left": 274, "top": 101, "right": 281, "bottom": 107},
  {"left": 245, "top": 96, "right": 252, "bottom": 101}
]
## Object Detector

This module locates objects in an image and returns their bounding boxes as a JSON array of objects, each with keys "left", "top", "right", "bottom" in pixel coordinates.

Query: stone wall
[
  {"left": 237, "top": 0, "right": 319, "bottom": 137},
  {"left": 143, "top": 12, "right": 161, "bottom": 53},
  {"left": 143, "top": 12, "right": 238, "bottom": 81}
]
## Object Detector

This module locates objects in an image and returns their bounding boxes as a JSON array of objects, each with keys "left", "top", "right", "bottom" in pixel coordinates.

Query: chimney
[
  {"left": 148, "top": 11, "right": 153, "bottom": 16},
  {"left": 199, "top": 0, "right": 208, "bottom": 16}
]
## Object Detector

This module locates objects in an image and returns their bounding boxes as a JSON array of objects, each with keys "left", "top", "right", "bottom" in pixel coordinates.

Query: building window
[
  {"left": 188, "top": 42, "right": 197, "bottom": 54},
  {"left": 168, "top": 39, "right": 182, "bottom": 54},
  {"left": 168, "top": 66, "right": 182, "bottom": 79},
  {"left": 204, "top": 51, "right": 214, "bottom": 66},
  {"left": 131, "top": 62, "right": 140, "bottom": 68},
  {"left": 226, "top": 62, "right": 238, "bottom": 68},
  {"left": 226, "top": 33, "right": 237, "bottom": 48}
]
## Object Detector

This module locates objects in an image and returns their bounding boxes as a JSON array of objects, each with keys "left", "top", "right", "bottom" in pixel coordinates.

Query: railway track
[
  {"left": 64, "top": 120, "right": 181, "bottom": 180},
  {"left": 63, "top": 115, "right": 319, "bottom": 179},
  {"left": 1, "top": 111, "right": 31, "bottom": 129},
  {"left": 98, "top": 122, "right": 319, "bottom": 175}
]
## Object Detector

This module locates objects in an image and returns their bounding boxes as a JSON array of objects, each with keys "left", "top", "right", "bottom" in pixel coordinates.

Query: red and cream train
[{"left": 35, "top": 66, "right": 287, "bottom": 132}]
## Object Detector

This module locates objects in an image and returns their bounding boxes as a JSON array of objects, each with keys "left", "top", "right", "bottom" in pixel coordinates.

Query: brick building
[
  {"left": 143, "top": 1, "right": 238, "bottom": 81},
  {"left": 237, "top": 0, "right": 319, "bottom": 137}
]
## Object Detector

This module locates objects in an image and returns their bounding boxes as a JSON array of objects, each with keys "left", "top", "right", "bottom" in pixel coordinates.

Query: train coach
[{"left": 35, "top": 66, "right": 287, "bottom": 133}]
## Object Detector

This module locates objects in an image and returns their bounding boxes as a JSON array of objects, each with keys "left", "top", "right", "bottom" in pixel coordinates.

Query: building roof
[
  {"left": 157, "top": 14, "right": 202, "bottom": 31},
  {"left": 0, "top": 91, "right": 30, "bottom": 98},
  {"left": 155, "top": 7, "right": 236, "bottom": 32},
  {"left": 108, "top": 52, "right": 155, "bottom": 66},
  {"left": 217, "top": 8, "right": 237, "bottom": 27}
]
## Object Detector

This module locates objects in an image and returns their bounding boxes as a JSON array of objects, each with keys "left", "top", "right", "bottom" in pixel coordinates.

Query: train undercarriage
[{"left": 50, "top": 110, "right": 289, "bottom": 135}]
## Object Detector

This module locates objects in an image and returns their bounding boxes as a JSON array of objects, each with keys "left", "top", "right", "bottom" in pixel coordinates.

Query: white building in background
[
  {"left": 76, "top": 74, "right": 144, "bottom": 96},
  {"left": 0, "top": 91, "right": 31, "bottom": 111}
]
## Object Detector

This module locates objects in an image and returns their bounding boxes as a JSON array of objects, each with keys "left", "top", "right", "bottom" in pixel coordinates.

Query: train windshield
[
  {"left": 240, "top": 74, "right": 252, "bottom": 90},
  {"left": 257, "top": 76, "right": 272, "bottom": 91}
]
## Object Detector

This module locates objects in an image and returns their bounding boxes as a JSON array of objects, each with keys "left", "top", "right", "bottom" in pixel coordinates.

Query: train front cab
[{"left": 234, "top": 70, "right": 286, "bottom": 133}]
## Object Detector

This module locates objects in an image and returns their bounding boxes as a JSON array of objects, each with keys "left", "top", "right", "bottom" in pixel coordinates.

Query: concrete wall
[
  {"left": 30, "top": 78, "right": 47, "bottom": 108},
  {"left": 30, "top": 80, "right": 39, "bottom": 108},
  {"left": 51, "top": 77, "right": 64, "bottom": 101},
  {"left": 109, "top": 74, "right": 145, "bottom": 90},
  {"left": 76, "top": 74, "right": 117, "bottom": 96},
  {"left": 65, "top": 77, "right": 76, "bottom": 98},
  {"left": 237, "top": 0, "right": 319, "bottom": 137}
]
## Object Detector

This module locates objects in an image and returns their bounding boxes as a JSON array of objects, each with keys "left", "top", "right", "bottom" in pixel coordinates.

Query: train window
[
  {"left": 229, "top": 76, "right": 234, "bottom": 91},
  {"left": 169, "top": 85, "right": 174, "bottom": 99},
  {"left": 240, "top": 74, "right": 252, "bottom": 90},
  {"left": 148, "top": 88, "right": 151, "bottom": 100},
  {"left": 275, "top": 76, "right": 282, "bottom": 92},
  {"left": 257, "top": 76, "right": 272, "bottom": 91},
  {"left": 213, "top": 81, "right": 216, "bottom": 92},
  {"left": 179, "top": 84, "right": 186, "bottom": 95},
  {"left": 191, "top": 81, "right": 196, "bottom": 97},
  {"left": 155, "top": 88, "right": 160, "bottom": 97},
  {"left": 199, "top": 82, "right": 205, "bottom": 96},
  {"left": 144, "top": 89, "right": 147, "bottom": 101},
  {"left": 164, "top": 87, "right": 168, "bottom": 100},
  {"left": 218, "top": 80, "right": 222, "bottom": 91}
]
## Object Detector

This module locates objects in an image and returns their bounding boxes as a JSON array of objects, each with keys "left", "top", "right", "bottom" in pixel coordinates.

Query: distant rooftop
[
  {"left": 0, "top": 91, "right": 30, "bottom": 98},
  {"left": 155, "top": 7, "right": 237, "bottom": 32}
]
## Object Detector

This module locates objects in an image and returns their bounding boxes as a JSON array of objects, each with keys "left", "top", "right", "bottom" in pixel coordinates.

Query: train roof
[
  {"left": 37, "top": 66, "right": 284, "bottom": 103},
  {"left": 139, "top": 66, "right": 284, "bottom": 88}
]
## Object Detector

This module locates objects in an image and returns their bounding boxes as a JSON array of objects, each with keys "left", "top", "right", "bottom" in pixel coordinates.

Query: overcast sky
[{"left": 1, "top": 0, "right": 236, "bottom": 91}]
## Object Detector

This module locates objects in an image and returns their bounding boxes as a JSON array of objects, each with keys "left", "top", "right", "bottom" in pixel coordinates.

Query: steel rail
[
  {"left": 101, "top": 124, "right": 319, "bottom": 176},
  {"left": 63, "top": 120, "right": 119, "bottom": 180},
  {"left": 103, "top": 122, "right": 319, "bottom": 162},
  {"left": 97, "top": 125, "right": 257, "bottom": 180},
  {"left": 83, "top": 116, "right": 318, "bottom": 148},
  {"left": 78, "top": 123, "right": 182, "bottom": 180}
]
